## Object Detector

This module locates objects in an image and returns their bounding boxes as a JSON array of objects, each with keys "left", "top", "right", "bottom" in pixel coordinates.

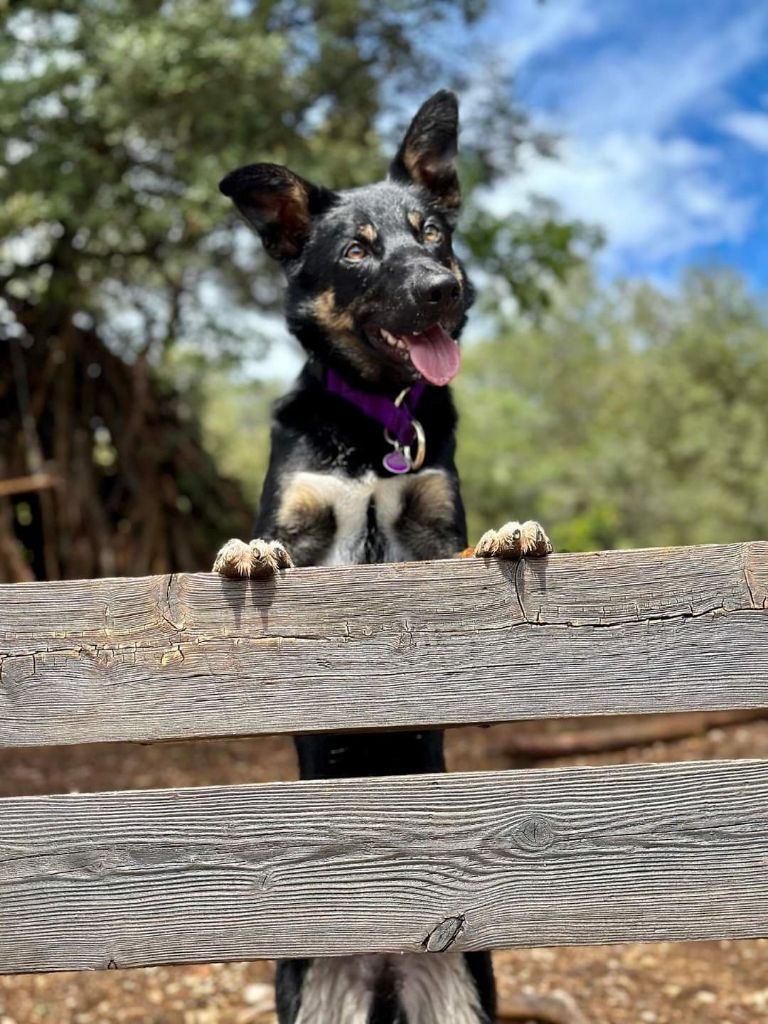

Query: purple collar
[
  {"left": 325, "top": 369, "right": 427, "bottom": 473},
  {"left": 326, "top": 370, "right": 426, "bottom": 447}
]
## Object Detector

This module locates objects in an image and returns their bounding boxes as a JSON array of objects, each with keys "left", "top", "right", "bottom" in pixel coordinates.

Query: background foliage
[{"left": 457, "top": 269, "right": 768, "bottom": 547}]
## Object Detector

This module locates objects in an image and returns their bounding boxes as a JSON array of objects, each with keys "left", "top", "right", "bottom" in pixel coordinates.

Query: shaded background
[{"left": 2, "top": 1, "right": 768, "bottom": 1022}]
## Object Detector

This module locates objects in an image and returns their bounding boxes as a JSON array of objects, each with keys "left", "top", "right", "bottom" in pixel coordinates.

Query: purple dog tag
[{"left": 383, "top": 449, "right": 412, "bottom": 474}]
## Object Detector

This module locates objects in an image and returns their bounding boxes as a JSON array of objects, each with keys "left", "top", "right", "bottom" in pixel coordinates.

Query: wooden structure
[{"left": 1, "top": 541, "right": 767, "bottom": 974}]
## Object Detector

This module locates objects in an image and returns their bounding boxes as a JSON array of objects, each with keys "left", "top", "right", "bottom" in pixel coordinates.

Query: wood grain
[
  {"left": 1, "top": 542, "right": 767, "bottom": 747},
  {"left": 1, "top": 759, "right": 767, "bottom": 972}
]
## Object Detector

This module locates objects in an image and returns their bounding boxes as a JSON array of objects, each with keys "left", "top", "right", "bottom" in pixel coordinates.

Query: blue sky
[{"left": 473, "top": 0, "right": 768, "bottom": 288}]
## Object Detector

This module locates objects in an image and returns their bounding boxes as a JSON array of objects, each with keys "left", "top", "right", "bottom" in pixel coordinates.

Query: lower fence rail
[{"left": 1, "top": 758, "right": 767, "bottom": 974}]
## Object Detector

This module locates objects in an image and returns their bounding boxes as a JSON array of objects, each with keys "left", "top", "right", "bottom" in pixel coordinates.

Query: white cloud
[
  {"left": 479, "top": 1, "right": 767, "bottom": 275},
  {"left": 557, "top": 7, "right": 768, "bottom": 138},
  {"left": 486, "top": 132, "right": 754, "bottom": 270},
  {"left": 482, "top": 0, "right": 599, "bottom": 69},
  {"left": 722, "top": 110, "right": 768, "bottom": 153}
]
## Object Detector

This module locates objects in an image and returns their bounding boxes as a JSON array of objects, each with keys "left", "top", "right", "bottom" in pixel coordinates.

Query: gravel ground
[{"left": 1, "top": 714, "right": 767, "bottom": 1023}]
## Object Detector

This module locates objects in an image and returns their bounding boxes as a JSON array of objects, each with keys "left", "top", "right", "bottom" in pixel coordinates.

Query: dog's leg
[
  {"left": 212, "top": 537, "right": 294, "bottom": 578},
  {"left": 464, "top": 520, "right": 552, "bottom": 560}
]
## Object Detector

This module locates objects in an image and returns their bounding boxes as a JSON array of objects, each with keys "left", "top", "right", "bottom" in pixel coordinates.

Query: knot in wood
[
  {"left": 423, "top": 914, "right": 466, "bottom": 952},
  {"left": 0, "top": 654, "right": 36, "bottom": 691},
  {"left": 516, "top": 814, "right": 557, "bottom": 852}
]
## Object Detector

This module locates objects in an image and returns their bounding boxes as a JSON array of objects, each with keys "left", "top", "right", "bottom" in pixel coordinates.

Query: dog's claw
[
  {"left": 249, "top": 538, "right": 294, "bottom": 578},
  {"left": 212, "top": 538, "right": 294, "bottom": 579},
  {"left": 212, "top": 539, "right": 253, "bottom": 577},
  {"left": 474, "top": 520, "right": 552, "bottom": 560}
]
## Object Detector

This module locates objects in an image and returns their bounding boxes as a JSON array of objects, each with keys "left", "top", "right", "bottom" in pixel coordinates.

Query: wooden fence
[{"left": 1, "top": 541, "right": 767, "bottom": 974}]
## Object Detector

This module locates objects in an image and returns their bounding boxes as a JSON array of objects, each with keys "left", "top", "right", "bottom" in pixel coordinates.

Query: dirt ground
[{"left": 1, "top": 714, "right": 767, "bottom": 1024}]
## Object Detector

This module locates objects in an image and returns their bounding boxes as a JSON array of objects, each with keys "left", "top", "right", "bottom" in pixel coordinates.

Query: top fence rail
[{"left": 1, "top": 542, "right": 767, "bottom": 749}]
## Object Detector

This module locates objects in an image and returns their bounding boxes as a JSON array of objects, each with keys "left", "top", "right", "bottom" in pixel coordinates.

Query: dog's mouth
[{"left": 372, "top": 324, "right": 461, "bottom": 386}]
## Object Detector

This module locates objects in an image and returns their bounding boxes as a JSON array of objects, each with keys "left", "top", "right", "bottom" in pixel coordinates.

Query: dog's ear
[
  {"left": 219, "top": 163, "right": 335, "bottom": 261},
  {"left": 389, "top": 90, "right": 461, "bottom": 224}
]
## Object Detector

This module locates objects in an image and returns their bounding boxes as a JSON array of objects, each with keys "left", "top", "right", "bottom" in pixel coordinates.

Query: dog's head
[{"left": 220, "top": 90, "right": 474, "bottom": 387}]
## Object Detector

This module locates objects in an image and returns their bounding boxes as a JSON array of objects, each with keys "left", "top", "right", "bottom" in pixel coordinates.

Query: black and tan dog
[{"left": 214, "top": 90, "right": 551, "bottom": 1024}]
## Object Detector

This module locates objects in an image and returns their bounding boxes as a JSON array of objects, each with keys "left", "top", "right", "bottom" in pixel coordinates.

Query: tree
[
  {"left": 1, "top": 0, "right": 563, "bottom": 356},
  {"left": 456, "top": 268, "right": 768, "bottom": 550}
]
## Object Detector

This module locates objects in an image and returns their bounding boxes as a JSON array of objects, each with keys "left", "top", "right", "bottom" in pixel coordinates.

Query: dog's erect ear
[
  {"left": 389, "top": 90, "right": 461, "bottom": 223},
  {"left": 219, "top": 163, "right": 334, "bottom": 261}
]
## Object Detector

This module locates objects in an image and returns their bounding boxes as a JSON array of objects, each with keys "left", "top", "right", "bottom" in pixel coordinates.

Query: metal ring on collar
[{"left": 410, "top": 417, "right": 426, "bottom": 470}]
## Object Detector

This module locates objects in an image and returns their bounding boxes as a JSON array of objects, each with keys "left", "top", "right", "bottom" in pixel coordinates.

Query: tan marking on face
[
  {"left": 334, "top": 334, "right": 382, "bottom": 379},
  {"left": 312, "top": 289, "right": 381, "bottom": 380},
  {"left": 312, "top": 288, "right": 355, "bottom": 333},
  {"left": 407, "top": 210, "right": 424, "bottom": 232},
  {"left": 358, "top": 223, "right": 377, "bottom": 243},
  {"left": 448, "top": 258, "right": 464, "bottom": 290}
]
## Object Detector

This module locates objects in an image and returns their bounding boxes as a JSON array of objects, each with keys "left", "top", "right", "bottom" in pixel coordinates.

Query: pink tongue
[{"left": 404, "top": 324, "right": 461, "bottom": 386}]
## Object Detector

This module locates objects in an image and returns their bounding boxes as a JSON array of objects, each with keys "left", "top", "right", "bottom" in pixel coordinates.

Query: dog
[{"left": 213, "top": 90, "right": 551, "bottom": 1024}]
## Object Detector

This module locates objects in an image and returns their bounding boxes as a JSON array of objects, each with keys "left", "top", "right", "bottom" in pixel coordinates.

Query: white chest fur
[{"left": 282, "top": 469, "right": 441, "bottom": 566}]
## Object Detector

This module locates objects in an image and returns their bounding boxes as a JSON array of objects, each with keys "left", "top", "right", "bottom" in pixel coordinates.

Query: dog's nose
[{"left": 414, "top": 271, "right": 460, "bottom": 308}]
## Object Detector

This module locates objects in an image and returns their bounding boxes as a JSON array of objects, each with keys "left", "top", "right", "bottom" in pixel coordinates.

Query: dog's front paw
[
  {"left": 474, "top": 520, "right": 552, "bottom": 560},
  {"left": 212, "top": 538, "right": 294, "bottom": 579}
]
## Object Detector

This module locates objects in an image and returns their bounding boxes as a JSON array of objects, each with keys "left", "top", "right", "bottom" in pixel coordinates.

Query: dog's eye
[
  {"left": 423, "top": 224, "right": 442, "bottom": 244},
  {"left": 343, "top": 241, "right": 366, "bottom": 261}
]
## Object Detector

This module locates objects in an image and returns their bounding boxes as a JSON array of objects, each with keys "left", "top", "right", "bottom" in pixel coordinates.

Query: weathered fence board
[
  {"left": 1, "top": 758, "right": 767, "bottom": 973},
  {"left": 1, "top": 542, "right": 768, "bottom": 747}
]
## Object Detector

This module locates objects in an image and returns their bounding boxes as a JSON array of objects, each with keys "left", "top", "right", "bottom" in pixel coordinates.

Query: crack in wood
[{"left": 159, "top": 573, "right": 186, "bottom": 631}]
